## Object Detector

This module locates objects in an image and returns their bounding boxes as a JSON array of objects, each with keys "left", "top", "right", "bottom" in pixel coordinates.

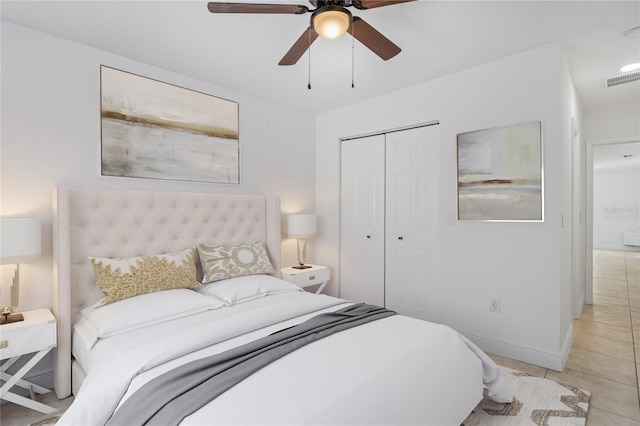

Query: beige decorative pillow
[
  {"left": 198, "top": 242, "right": 275, "bottom": 283},
  {"left": 90, "top": 248, "right": 198, "bottom": 304}
]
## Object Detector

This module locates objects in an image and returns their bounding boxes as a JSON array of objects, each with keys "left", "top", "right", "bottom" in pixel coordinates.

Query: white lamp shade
[
  {"left": 1, "top": 218, "right": 41, "bottom": 265},
  {"left": 287, "top": 214, "right": 317, "bottom": 239}
]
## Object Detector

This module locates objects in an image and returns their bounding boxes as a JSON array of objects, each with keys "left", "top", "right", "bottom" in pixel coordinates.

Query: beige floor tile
[
  {"left": 596, "top": 279, "right": 630, "bottom": 291},
  {"left": 593, "top": 271, "right": 628, "bottom": 285},
  {"left": 593, "top": 293, "right": 630, "bottom": 308},
  {"left": 596, "top": 251, "right": 626, "bottom": 257},
  {"left": 572, "top": 330, "right": 635, "bottom": 362},
  {"left": 586, "top": 406, "right": 640, "bottom": 426},
  {"left": 546, "top": 368, "right": 640, "bottom": 421},
  {"left": 594, "top": 285, "right": 631, "bottom": 298},
  {"left": 594, "top": 264, "right": 627, "bottom": 271},
  {"left": 565, "top": 348, "right": 637, "bottom": 386},
  {"left": 595, "top": 259, "right": 627, "bottom": 266},
  {"left": 583, "top": 303, "right": 630, "bottom": 316},
  {"left": 573, "top": 319, "right": 634, "bottom": 343},
  {"left": 593, "top": 275, "right": 627, "bottom": 285},
  {"left": 580, "top": 307, "right": 632, "bottom": 329},
  {"left": 594, "top": 266, "right": 627, "bottom": 273},
  {"left": 487, "top": 353, "right": 548, "bottom": 377}
]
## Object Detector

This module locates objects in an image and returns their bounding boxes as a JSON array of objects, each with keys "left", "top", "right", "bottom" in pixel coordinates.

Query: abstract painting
[
  {"left": 100, "top": 66, "right": 239, "bottom": 184},
  {"left": 457, "top": 120, "right": 543, "bottom": 221}
]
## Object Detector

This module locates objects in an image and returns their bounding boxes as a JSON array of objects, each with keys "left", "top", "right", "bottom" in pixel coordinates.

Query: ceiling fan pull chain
[
  {"left": 307, "top": 29, "right": 312, "bottom": 90},
  {"left": 351, "top": 25, "right": 355, "bottom": 88}
]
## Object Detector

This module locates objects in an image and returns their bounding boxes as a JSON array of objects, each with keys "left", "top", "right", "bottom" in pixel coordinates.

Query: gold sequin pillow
[
  {"left": 198, "top": 242, "right": 275, "bottom": 283},
  {"left": 90, "top": 248, "right": 199, "bottom": 304}
]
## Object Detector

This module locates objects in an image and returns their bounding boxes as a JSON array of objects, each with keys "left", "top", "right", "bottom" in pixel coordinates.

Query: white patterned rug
[{"left": 463, "top": 367, "right": 590, "bottom": 426}]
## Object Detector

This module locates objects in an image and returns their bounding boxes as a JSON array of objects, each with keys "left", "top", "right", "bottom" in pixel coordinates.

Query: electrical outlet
[{"left": 489, "top": 298, "right": 501, "bottom": 313}]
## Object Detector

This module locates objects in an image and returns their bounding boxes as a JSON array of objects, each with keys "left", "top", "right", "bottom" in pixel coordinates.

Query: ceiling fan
[{"left": 207, "top": 1, "right": 415, "bottom": 65}]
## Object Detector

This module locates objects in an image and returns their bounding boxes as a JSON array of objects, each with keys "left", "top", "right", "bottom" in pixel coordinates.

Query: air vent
[{"left": 605, "top": 71, "right": 640, "bottom": 88}]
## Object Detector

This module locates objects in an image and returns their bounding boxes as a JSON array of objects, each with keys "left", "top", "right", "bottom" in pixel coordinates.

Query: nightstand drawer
[
  {"left": 283, "top": 266, "right": 330, "bottom": 287},
  {"left": 0, "top": 309, "right": 57, "bottom": 360}
]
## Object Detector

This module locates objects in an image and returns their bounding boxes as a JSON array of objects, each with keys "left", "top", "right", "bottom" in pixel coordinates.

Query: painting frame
[
  {"left": 100, "top": 65, "right": 240, "bottom": 185},
  {"left": 457, "top": 120, "right": 544, "bottom": 222}
]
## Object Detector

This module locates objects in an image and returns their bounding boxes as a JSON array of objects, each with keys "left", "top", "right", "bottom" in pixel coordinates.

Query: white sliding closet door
[
  {"left": 385, "top": 126, "right": 439, "bottom": 319},
  {"left": 340, "top": 135, "right": 385, "bottom": 306}
]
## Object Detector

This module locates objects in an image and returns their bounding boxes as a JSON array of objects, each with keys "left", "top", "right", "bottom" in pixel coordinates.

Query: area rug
[
  {"left": 29, "top": 416, "right": 59, "bottom": 426},
  {"left": 463, "top": 367, "right": 590, "bottom": 426}
]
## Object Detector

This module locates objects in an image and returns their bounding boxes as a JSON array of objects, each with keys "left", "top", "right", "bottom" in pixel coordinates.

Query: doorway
[{"left": 586, "top": 138, "right": 640, "bottom": 305}]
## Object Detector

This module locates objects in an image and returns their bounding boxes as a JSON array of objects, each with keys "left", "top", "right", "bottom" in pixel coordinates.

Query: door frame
[{"left": 585, "top": 136, "right": 640, "bottom": 305}]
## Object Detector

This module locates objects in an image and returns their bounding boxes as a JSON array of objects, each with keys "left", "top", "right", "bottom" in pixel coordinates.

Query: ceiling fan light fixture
[{"left": 312, "top": 6, "right": 352, "bottom": 39}]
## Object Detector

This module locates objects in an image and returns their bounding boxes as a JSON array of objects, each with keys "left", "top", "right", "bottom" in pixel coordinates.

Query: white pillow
[
  {"left": 74, "top": 289, "right": 224, "bottom": 349},
  {"left": 197, "top": 274, "right": 302, "bottom": 306}
]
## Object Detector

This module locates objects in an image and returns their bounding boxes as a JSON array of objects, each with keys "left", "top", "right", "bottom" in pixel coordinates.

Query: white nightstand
[
  {"left": 281, "top": 264, "right": 330, "bottom": 294},
  {"left": 0, "top": 308, "right": 58, "bottom": 414}
]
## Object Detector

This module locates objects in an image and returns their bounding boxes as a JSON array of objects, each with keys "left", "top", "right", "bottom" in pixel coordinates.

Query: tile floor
[{"left": 1, "top": 249, "right": 639, "bottom": 425}]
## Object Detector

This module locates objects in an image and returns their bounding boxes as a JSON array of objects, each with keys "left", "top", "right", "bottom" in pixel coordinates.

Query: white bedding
[{"left": 60, "top": 291, "right": 512, "bottom": 426}]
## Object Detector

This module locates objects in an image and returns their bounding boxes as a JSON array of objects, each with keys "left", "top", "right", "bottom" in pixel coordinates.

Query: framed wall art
[
  {"left": 100, "top": 65, "right": 239, "bottom": 184},
  {"left": 457, "top": 120, "right": 543, "bottom": 222}
]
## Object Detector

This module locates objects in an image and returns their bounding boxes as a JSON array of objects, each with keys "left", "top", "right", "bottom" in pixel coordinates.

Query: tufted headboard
[{"left": 51, "top": 186, "right": 281, "bottom": 399}]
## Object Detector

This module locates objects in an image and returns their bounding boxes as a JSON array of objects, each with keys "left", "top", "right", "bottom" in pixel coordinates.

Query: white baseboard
[
  {"left": 574, "top": 291, "right": 585, "bottom": 319},
  {"left": 560, "top": 323, "right": 574, "bottom": 370},
  {"left": 462, "top": 326, "right": 573, "bottom": 372}
]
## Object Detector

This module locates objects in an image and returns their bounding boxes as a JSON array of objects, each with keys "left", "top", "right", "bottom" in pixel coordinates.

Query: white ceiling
[{"left": 1, "top": 1, "right": 639, "bottom": 115}]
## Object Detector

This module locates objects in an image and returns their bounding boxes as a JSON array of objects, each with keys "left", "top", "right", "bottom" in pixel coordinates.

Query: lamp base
[
  {"left": 292, "top": 264, "right": 312, "bottom": 269},
  {"left": 1, "top": 313, "right": 24, "bottom": 324}
]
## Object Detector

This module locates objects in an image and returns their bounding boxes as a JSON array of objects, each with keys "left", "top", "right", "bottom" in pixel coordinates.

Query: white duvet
[{"left": 59, "top": 292, "right": 512, "bottom": 426}]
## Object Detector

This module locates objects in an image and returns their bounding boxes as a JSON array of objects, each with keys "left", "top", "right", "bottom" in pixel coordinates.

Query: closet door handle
[{"left": 398, "top": 236, "right": 403, "bottom": 240}]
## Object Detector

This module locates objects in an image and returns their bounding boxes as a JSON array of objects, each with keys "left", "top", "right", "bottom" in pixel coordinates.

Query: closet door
[
  {"left": 340, "top": 135, "right": 385, "bottom": 306},
  {"left": 385, "top": 125, "right": 439, "bottom": 319}
]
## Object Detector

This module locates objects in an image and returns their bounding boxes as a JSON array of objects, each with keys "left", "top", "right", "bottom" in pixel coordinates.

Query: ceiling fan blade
[
  {"left": 348, "top": 17, "right": 401, "bottom": 60},
  {"left": 207, "top": 2, "right": 309, "bottom": 14},
  {"left": 278, "top": 26, "right": 319, "bottom": 66},
  {"left": 351, "top": 0, "right": 415, "bottom": 10}
]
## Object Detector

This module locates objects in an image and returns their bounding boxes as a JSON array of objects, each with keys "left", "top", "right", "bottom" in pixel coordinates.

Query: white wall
[
  {"left": 1, "top": 21, "right": 317, "bottom": 311},
  {"left": 316, "top": 43, "right": 575, "bottom": 370},
  {"left": 593, "top": 167, "right": 640, "bottom": 250},
  {"left": 560, "top": 50, "right": 584, "bottom": 340},
  {"left": 584, "top": 100, "right": 640, "bottom": 141}
]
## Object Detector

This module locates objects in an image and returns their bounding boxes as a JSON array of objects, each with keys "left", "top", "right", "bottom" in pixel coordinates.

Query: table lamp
[
  {"left": 287, "top": 214, "right": 316, "bottom": 269},
  {"left": 0, "top": 218, "right": 41, "bottom": 324}
]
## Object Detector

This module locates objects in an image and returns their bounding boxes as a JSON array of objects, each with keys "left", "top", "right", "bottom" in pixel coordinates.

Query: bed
[{"left": 52, "top": 186, "right": 512, "bottom": 425}]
